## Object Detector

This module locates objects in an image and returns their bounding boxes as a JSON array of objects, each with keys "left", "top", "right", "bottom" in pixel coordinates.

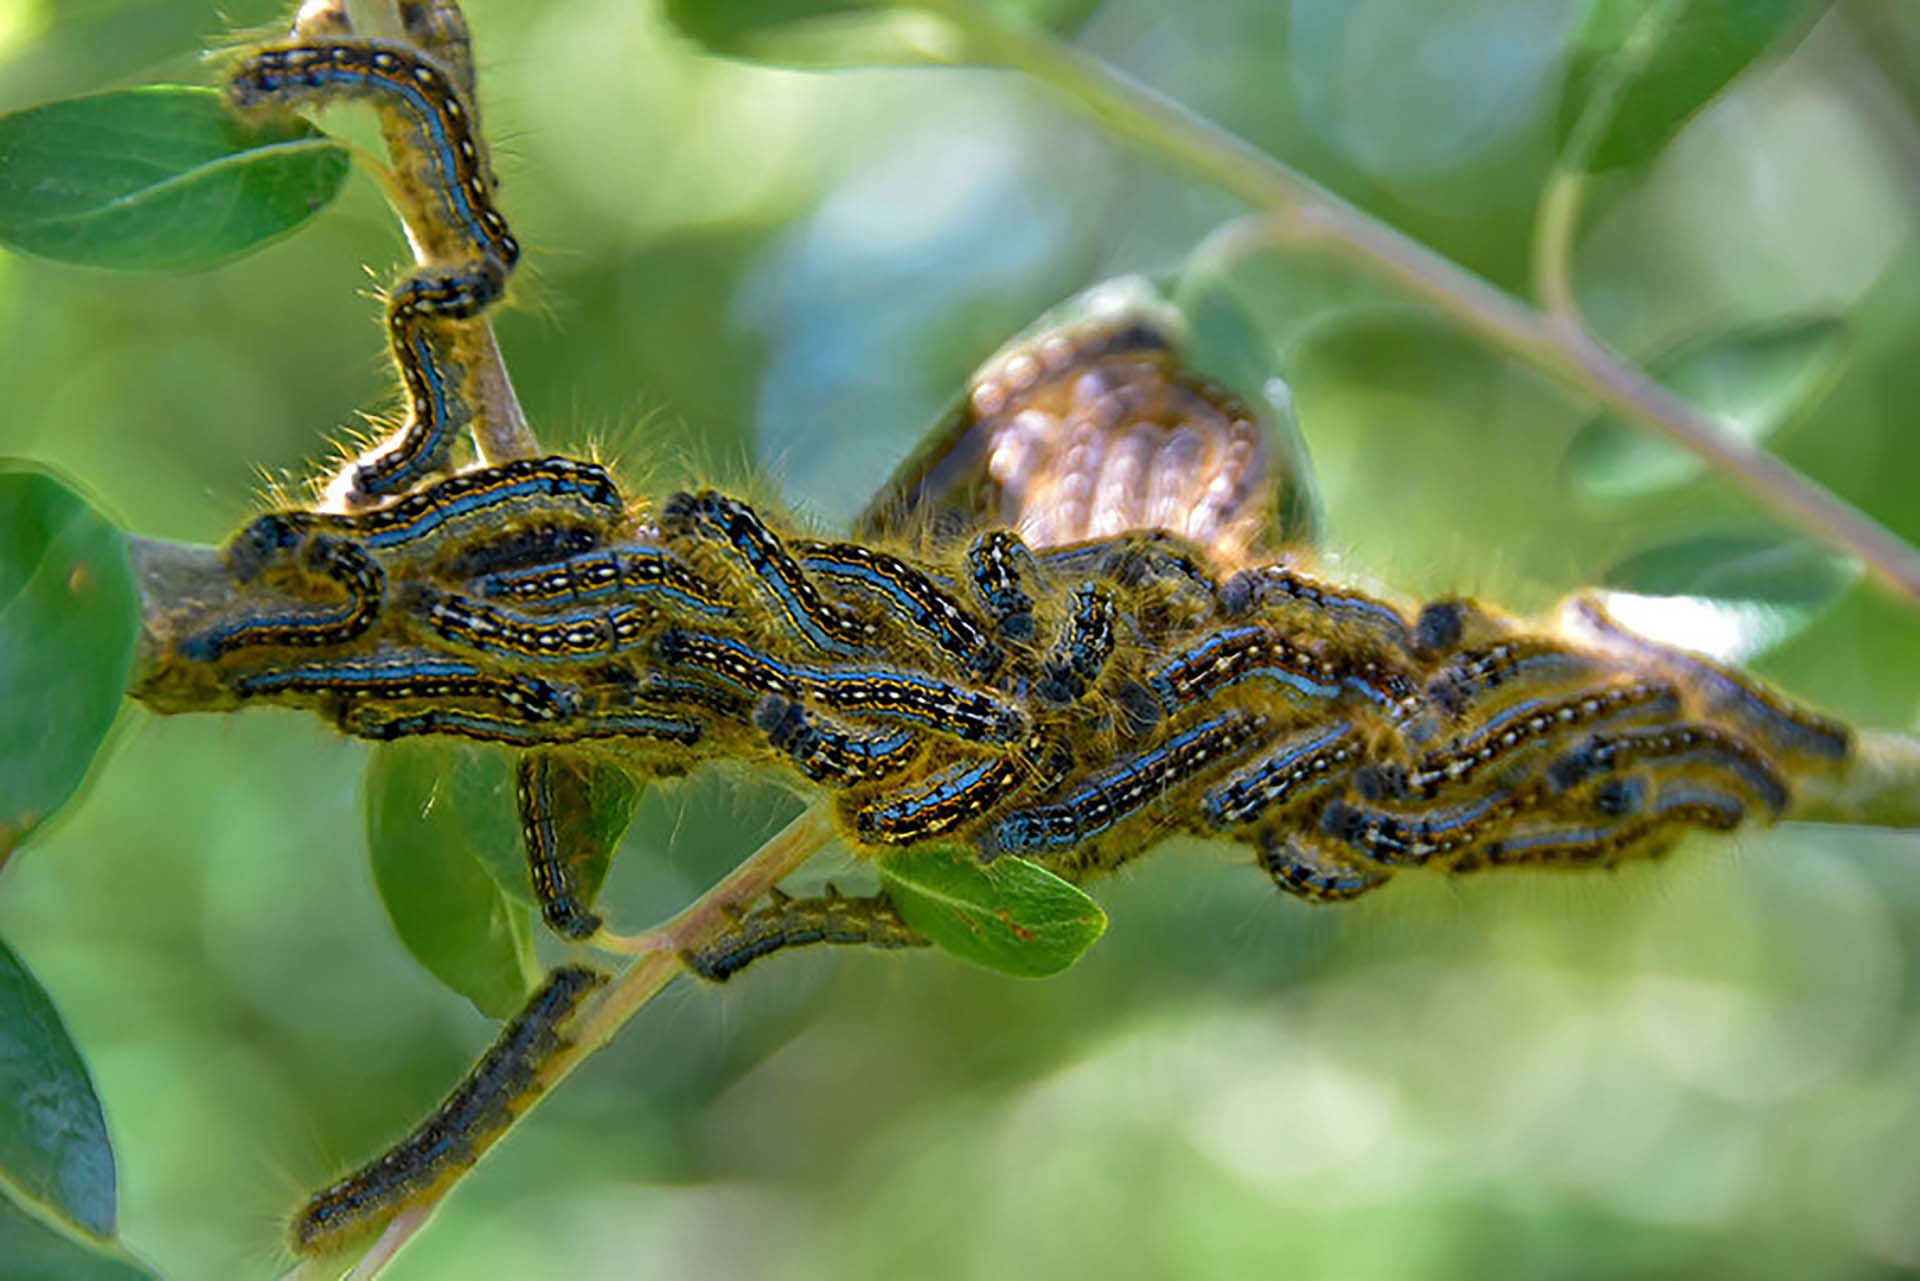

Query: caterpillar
[
  {"left": 661, "top": 491, "right": 875, "bottom": 656},
  {"left": 850, "top": 735, "right": 1055, "bottom": 845},
  {"left": 982, "top": 710, "right": 1270, "bottom": 860},
  {"left": 223, "top": 457, "right": 622, "bottom": 584},
  {"left": 1563, "top": 595, "right": 1851, "bottom": 765},
  {"left": 227, "top": 42, "right": 516, "bottom": 268},
  {"left": 351, "top": 261, "right": 507, "bottom": 500},
  {"left": 964, "top": 529, "right": 1043, "bottom": 642},
  {"left": 794, "top": 539, "right": 1004, "bottom": 678},
  {"left": 344, "top": 704, "right": 702, "bottom": 747},
  {"left": 681, "top": 886, "right": 927, "bottom": 982},
  {"left": 753, "top": 695, "right": 922, "bottom": 785},
  {"left": 182, "top": 535, "right": 385, "bottom": 660},
  {"left": 1034, "top": 582, "right": 1119, "bottom": 708},
  {"left": 654, "top": 630, "right": 1029, "bottom": 745},
  {"left": 479, "top": 544, "right": 734, "bottom": 619},
  {"left": 515, "top": 753, "right": 629, "bottom": 939},
  {"left": 410, "top": 585, "right": 654, "bottom": 664},
  {"left": 232, "top": 653, "right": 578, "bottom": 722},
  {"left": 290, "top": 964, "right": 606, "bottom": 1256},
  {"left": 1202, "top": 720, "right": 1360, "bottom": 829}
]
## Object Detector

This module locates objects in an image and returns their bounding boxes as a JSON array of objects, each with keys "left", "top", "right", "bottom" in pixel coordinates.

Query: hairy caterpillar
[
  {"left": 290, "top": 964, "right": 606, "bottom": 1256},
  {"left": 681, "top": 887, "right": 927, "bottom": 983}
]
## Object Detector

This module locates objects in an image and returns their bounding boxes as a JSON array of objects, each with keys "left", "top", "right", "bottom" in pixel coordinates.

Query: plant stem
[
  {"left": 1790, "top": 731, "right": 1920, "bottom": 829},
  {"left": 918, "top": 0, "right": 1920, "bottom": 608},
  {"left": 1531, "top": 169, "right": 1586, "bottom": 325},
  {"left": 321, "top": 804, "right": 838, "bottom": 1280}
]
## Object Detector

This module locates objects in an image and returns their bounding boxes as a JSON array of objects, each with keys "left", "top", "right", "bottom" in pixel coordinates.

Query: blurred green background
[{"left": 5, "top": 0, "right": 1920, "bottom": 1276}]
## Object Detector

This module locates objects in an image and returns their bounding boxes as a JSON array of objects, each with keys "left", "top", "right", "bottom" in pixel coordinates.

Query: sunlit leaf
[
  {"left": 0, "top": 1198, "right": 153, "bottom": 1281},
  {"left": 0, "top": 87, "right": 350, "bottom": 271},
  {"left": 1565, "top": 315, "right": 1847, "bottom": 503},
  {"left": 0, "top": 467, "right": 139, "bottom": 865},
  {"left": 1599, "top": 527, "right": 1858, "bottom": 660},
  {"left": 660, "top": 0, "right": 1101, "bottom": 69},
  {"left": 1557, "top": 0, "right": 1824, "bottom": 172},
  {"left": 0, "top": 939, "right": 117, "bottom": 1245},
  {"left": 879, "top": 848, "right": 1106, "bottom": 978},
  {"left": 365, "top": 742, "right": 538, "bottom": 1019}
]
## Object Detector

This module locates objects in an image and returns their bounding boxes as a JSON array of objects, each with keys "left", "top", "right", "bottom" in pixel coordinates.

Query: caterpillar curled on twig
[{"left": 681, "top": 886, "right": 928, "bottom": 983}]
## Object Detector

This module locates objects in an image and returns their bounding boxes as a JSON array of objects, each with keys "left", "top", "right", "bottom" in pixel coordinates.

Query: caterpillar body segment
[
  {"left": 290, "top": 964, "right": 607, "bottom": 1256},
  {"left": 682, "top": 886, "right": 928, "bottom": 983}
]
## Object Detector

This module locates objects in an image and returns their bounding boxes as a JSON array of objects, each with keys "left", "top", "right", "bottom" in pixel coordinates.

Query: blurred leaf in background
[{"left": 0, "top": 1, "right": 1917, "bottom": 1279}]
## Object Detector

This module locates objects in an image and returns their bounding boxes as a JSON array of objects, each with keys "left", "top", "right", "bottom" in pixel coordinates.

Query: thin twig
[
  {"left": 915, "top": 0, "right": 1920, "bottom": 607},
  {"left": 1790, "top": 731, "right": 1920, "bottom": 829},
  {"left": 325, "top": 804, "right": 839, "bottom": 1279}
]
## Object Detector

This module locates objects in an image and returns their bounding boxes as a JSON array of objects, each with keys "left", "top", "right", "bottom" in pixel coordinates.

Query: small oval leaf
[
  {"left": 0, "top": 466, "right": 139, "bottom": 865},
  {"left": 1557, "top": 0, "right": 1821, "bottom": 173},
  {"left": 0, "top": 1198, "right": 153, "bottom": 1281},
  {"left": 1565, "top": 315, "right": 1847, "bottom": 503},
  {"left": 0, "top": 87, "right": 351, "bottom": 271},
  {"left": 365, "top": 742, "right": 538, "bottom": 1018},
  {"left": 1599, "top": 527, "right": 1859, "bottom": 661},
  {"left": 879, "top": 848, "right": 1106, "bottom": 978},
  {"left": 0, "top": 938, "right": 117, "bottom": 1244}
]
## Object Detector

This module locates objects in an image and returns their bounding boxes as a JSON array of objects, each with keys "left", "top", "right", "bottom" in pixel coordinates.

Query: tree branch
[{"left": 915, "top": 0, "right": 1920, "bottom": 609}]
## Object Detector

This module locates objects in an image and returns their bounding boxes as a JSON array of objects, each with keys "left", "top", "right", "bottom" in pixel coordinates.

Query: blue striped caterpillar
[
  {"left": 516, "top": 753, "right": 629, "bottom": 938},
  {"left": 227, "top": 31, "right": 520, "bottom": 505},
  {"left": 290, "top": 964, "right": 606, "bottom": 1256},
  {"left": 681, "top": 886, "right": 928, "bottom": 983}
]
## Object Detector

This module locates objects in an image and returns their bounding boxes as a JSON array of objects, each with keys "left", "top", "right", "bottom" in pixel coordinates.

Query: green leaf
[
  {"left": 660, "top": 0, "right": 1100, "bottom": 70},
  {"left": 0, "top": 938, "right": 117, "bottom": 1244},
  {"left": 1599, "top": 527, "right": 1859, "bottom": 660},
  {"left": 879, "top": 848, "right": 1106, "bottom": 978},
  {"left": 0, "top": 87, "right": 351, "bottom": 271},
  {"left": 454, "top": 749, "right": 638, "bottom": 925},
  {"left": 1565, "top": 315, "right": 1847, "bottom": 503},
  {"left": 436, "top": 743, "right": 533, "bottom": 909},
  {"left": 0, "top": 1198, "right": 153, "bottom": 1281},
  {"left": 0, "top": 467, "right": 139, "bottom": 865},
  {"left": 1556, "top": 0, "right": 1823, "bottom": 172},
  {"left": 661, "top": 0, "right": 946, "bottom": 67},
  {"left": 530, "top": 754, "right": 641, "bottom": 918},
  {"left": 365, "top": 742, "right": 539, "bottom": 1019}
]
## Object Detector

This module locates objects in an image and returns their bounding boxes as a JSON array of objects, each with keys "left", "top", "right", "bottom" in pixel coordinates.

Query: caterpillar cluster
[
  {"left": 177, "top": 9, "right": 1852, "bottom": 955},
  {"left": 167, "top": 9, "right": 1868, "bottom": 1259},
  {"left": 171, "top": 380, "right": 1849, "bottom": 929}
]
